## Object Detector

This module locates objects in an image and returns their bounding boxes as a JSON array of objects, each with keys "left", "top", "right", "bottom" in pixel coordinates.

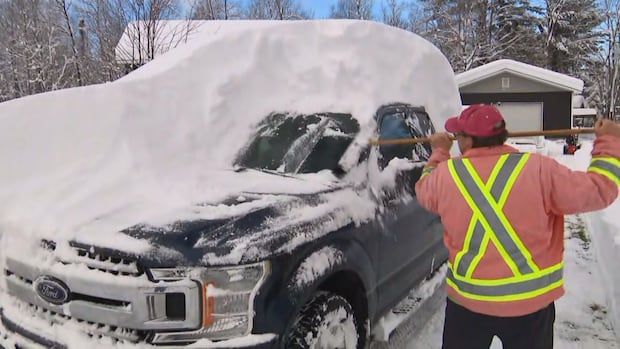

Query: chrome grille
[
  {"left": 21, "top": 302, "right": 146, "bottom": 343},
  {"left": 41, "top": 240, "right": 144, "bottom": 277},
  {"left": 3, "top": 253, "right": 202, "bottom": 332},
  {"left": 68, "top": 248, "right": 143, "bottom": 277},
  {"left": 4, "top": 270, "right": 31, "bottom": 285}
]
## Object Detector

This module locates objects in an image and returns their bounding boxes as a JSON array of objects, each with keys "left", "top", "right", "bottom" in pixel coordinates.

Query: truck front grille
[
  {"left": 71, "top": 248, "right": 143, "bottom": 277},
  {"left": 11, "top": 302, "right": 147, "bottom": 344},
  {"left": 41, "top": 239, "right": 144, "bottom": 277},
  {"left": 2, "top": 249, "right": 202, "bottom": 339}
]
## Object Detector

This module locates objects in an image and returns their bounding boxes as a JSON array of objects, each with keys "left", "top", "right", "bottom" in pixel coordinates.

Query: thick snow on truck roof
[{"left": 0, "top": 20, "right": 460, "bottom": 253}]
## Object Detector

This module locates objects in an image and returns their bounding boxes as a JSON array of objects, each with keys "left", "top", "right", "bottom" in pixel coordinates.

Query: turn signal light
[{"left": 202, "top": 283, "right": 215, "bottom": 327}]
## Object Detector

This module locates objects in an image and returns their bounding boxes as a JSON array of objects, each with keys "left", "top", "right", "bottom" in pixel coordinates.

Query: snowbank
[
  {"left": 586, "top": 203, "right": 620, "bottom": 343},
  {"left": 0, "top": 20, "right": 460, "bottom": 255},
  {"left": 556, "top": 142, "right": 620, "bottom": 342}
]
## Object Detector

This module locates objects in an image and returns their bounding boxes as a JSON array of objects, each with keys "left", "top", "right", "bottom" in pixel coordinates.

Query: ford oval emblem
[{"left": 34, "top": 276, "right": 70, "bottom": 305}]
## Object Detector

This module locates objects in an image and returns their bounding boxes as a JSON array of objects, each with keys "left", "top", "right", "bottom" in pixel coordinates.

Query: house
[
  {"left": 456, "top": 59, "right": 584, "bottom": 133},
  {"left": 115, "top": 20, "right": 276, "bottom": 68}
]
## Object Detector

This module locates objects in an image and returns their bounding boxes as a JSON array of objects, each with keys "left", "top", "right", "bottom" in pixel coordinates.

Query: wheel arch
[{"left": 280, "top": 238, "right": 377, "bottom": 346}]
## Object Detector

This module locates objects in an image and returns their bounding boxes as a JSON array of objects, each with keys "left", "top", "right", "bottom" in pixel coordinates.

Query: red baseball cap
[{"left": 445, "top": 104, "right": 506, "bottom": 137}]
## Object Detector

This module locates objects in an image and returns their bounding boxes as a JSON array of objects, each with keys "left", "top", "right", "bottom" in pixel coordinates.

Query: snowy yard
[{"left": 406, "top": 141, "right": 620, "bottom": 349}]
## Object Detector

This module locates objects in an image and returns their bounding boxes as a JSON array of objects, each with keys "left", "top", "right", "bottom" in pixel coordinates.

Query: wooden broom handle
[{"left": 369, "top": 128, "right": 595, "bottom": 146}]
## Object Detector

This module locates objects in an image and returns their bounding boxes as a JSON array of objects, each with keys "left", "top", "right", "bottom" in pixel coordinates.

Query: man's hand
[
  {"left": 429, "top": 132, "right": 453, "bottom": 151},
  {"left": 595, "top": 119, "right": 620, "bottom": 139}
]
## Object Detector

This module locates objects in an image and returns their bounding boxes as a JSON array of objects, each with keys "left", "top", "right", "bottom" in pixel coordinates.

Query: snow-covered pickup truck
[{"left": 0, "top": 21, "right": 461, "bottom": 348}]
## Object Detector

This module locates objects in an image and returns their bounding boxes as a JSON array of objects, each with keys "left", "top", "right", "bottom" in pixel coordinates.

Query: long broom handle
[{"left": 369, "top": 128, "right": 595, "bottom": 146}]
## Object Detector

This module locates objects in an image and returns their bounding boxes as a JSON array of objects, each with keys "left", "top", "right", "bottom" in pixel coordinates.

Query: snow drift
[{"left": 0, "top": 20, "right": 460, "bottom": 255}]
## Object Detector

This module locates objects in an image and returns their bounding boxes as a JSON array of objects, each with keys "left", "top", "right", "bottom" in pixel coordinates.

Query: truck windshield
[{"left": 236, "top": 113, "right": 360, "bottom": 174}]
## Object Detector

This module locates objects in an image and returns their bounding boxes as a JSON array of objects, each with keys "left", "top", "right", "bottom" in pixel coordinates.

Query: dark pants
[{"left": 442, "top": 298, "right": 555, "bottom": 349}]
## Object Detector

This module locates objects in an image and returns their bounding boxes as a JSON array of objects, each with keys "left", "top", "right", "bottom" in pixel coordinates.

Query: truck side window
[
  {"left": 378, "top": 112, "right": 415, "bottom": 168},
  {"left": 407, "top": 111, "right": 434, "bottom": 162}
]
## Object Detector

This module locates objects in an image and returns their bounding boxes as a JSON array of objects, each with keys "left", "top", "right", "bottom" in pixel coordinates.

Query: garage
[
  {"left": 456, "top": 59, "right": 584, "bottom": 132},
  {"left": 494, "top": 102, "right": 543, "bottom": 132}
]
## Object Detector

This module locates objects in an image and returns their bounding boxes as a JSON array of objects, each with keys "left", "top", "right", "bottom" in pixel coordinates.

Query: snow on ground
[{"left": 407, "top": 140, "right": 619, "bottom": 348}]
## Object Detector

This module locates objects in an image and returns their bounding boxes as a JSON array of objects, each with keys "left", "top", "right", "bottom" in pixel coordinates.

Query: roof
[
  {"left": 455, "top": 59, "right": 584, "bottom": 93},
  {"left": 115, "top": 20, "right": 277, "bottom": 64}
]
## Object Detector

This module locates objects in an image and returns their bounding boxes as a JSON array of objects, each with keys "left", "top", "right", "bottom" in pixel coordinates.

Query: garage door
[{"left": 494, "top": 102, "right": 543, "bottom": 132}]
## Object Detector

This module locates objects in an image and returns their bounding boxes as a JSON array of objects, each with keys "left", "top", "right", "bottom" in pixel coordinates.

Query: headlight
[{"left": 149, "top": 262, "right": 269, "bottom": 344}]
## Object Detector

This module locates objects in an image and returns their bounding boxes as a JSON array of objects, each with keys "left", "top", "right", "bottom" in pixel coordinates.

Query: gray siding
[{"left": 460, "top": 72, "right": 569, "bottom": 94}]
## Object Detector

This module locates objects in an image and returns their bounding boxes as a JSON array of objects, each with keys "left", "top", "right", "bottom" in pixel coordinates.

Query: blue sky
[
  {"left": 298, "top": 0, "right": 547, "bottom": 18},
  {"left": 299, "top": 0, "right": 333, "bottom": 18}
]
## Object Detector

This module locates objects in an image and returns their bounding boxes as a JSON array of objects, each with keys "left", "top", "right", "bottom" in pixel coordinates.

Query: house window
[{"left": 501, "top": 77, "right": 510, "bottom": 89}]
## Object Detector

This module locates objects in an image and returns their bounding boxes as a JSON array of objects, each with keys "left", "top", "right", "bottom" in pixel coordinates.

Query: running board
[{"left": 370, "top": 264, "right": 447, "bottom": 348}]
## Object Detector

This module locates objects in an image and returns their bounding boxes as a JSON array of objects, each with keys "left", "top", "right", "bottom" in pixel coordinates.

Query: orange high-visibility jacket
[{"left": 415, "top": 136, "right": 620, "bottom": 317}]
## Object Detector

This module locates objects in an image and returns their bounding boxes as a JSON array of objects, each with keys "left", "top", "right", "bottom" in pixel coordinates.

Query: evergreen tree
[
  {"left": 493, "top": 0, "right": 546, "bottom": 66},
  {"left": 544, "top": 0, "right": 602, "bottom": 76},
  {"left": 420, "top": 0, "right": 543, "bottom": 72}
]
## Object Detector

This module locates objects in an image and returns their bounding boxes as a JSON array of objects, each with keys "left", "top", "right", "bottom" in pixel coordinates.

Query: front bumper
[
  {"left": 0, "top": 305, "right": 278, "bottom": 349},
  {"left": 0, "top": 242, "right": 277, "bottom": 348}
]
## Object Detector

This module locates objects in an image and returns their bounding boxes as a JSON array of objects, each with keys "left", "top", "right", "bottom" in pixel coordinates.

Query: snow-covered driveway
[{"left": 406, "top": 141, "right": 619, "bottom": 349}]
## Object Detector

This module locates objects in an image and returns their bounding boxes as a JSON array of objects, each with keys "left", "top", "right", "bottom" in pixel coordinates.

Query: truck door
[{"left": 373, "top": 105, "right": 446, "bottom": 314}]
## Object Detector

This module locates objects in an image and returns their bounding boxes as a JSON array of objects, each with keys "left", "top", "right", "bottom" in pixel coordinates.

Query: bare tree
[
  {"left": 586, "top": 0, "right": 620, "bottom": 119},
  {"left": 77, "top": 0, "right": 128, "bottom": 81},
  {"left": 54, "top": 0, "right": 84, "bottom": 86},
  {"left": 407, "top": 2, "right": 428, "bottom": 34},
  {"left": 0, "top": 0, "right": 75, "bottom": 101},
  {"left": 330, "top": 0, "right": 374, "bottom": 20},
  {"left": 191, "top": 0, "right": 242, "bottom": 20},
  {"left": 381, "top": 0, "right": 406, "bottom": 29},
  {"left": 123, "top": 0, "right": 181, "bottom": 62},
  {"left": 247, "top": 0, "right": 312, "bottom": 20}
]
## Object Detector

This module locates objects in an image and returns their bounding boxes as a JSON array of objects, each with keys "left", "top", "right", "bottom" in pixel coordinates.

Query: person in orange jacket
[{"left": 415, "top": 104, "right": 620, "bottom": 349}]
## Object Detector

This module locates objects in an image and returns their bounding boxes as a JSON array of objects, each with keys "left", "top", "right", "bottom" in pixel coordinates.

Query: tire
[{"left": 286, "top": 292, "right": 361, "bottom": 349}]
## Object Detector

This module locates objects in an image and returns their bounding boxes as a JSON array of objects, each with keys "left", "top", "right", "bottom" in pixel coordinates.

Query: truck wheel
[{"left": 286, "top": 292, "right": 360, "bottom": 349}]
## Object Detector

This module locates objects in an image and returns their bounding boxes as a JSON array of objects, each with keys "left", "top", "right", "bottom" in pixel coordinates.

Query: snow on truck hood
[{"left": 0, "top": 20, "right": 460, "bottom": 257}]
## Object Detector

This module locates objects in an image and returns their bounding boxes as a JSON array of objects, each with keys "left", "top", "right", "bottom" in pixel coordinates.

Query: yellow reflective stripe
[
  {"left": 466, "top": 234, "right": 490, "bottom": 278},
  {"left": 452, "top": 214, "right": 478, "bottom": 275},
  {"left": 589, "top": 167, "right": 620, "bottom": 186},
  {"left": 592, "top": 156, "right": 620, "bottom": 167},
  {"left": 447, "top": 277, "right": 564, "bottom": 302},
  {"left": 420, "top": 166, "right": 435, "bottom": 179},
  {"left": 589, "top": 157, "right": 620, "bottom": 186},
  {"left": 498, "top": 153, "right": 530, "bottom": 207},
  {"left": 462, "top": 158, "right": 540, "bottom": 273},
  {"left": 448, "top": 160, "right": 522, "bottom": 276},
  {"left": 485, "top": 154, "right": 509, "bottom": 191},
  {"left": 461, "top": 154, "right": 509, "bottom": 278},
  {"left": 448, "top": 264, "right": 563, "bottom": 296},
  {"left": 451, "top": 262, "right": 564, "bottom": 286}
]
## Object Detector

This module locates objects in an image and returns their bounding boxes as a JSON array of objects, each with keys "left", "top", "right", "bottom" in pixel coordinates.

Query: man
[{"left": 415, "top": 104, "right": 620, "bottom": 349}]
